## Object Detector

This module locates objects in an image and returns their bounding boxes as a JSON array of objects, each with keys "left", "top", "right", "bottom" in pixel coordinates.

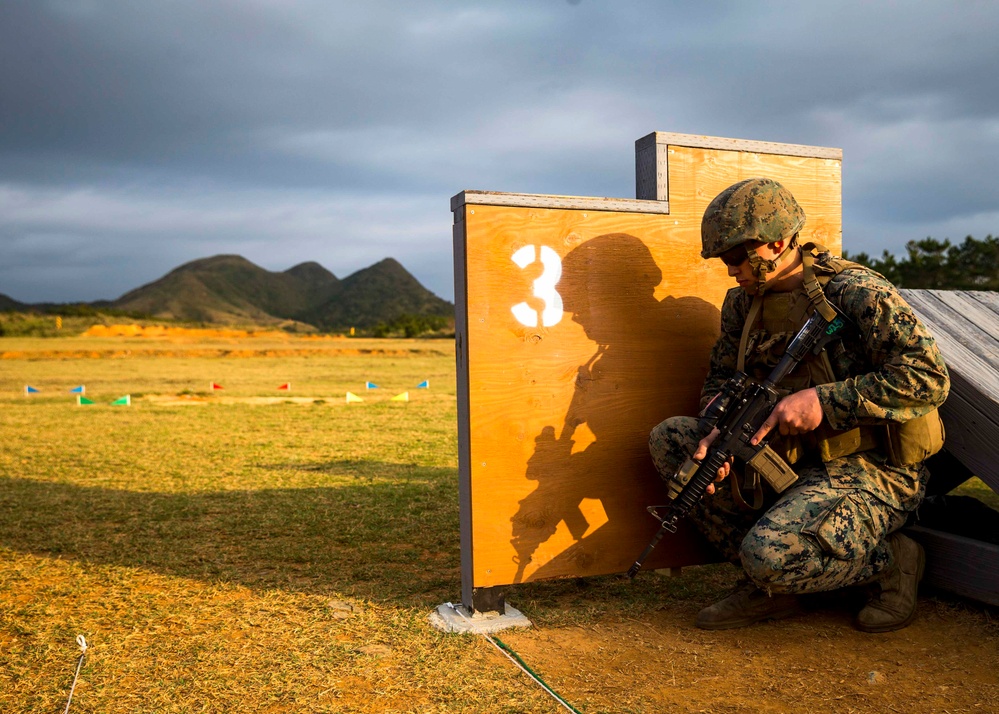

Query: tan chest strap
[{"left": 800, "top": 245, "right": 838, "bottom": 322}]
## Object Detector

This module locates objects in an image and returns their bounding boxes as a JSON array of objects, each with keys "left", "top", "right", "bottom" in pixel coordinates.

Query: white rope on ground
[
  {"left": 445, "top": 603, "right": 582, "bottom": 714},
  {"left": 63, "top": 635, "right": 87, "bottom": 714}
]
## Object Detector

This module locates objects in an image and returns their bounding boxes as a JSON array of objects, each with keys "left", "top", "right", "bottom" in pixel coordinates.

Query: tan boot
[
  {"left": 696, "top": 578, "right": 802, "bottom": 630},
  {"left": 855, "top": 532, "right": 925, "bottom": 633}
]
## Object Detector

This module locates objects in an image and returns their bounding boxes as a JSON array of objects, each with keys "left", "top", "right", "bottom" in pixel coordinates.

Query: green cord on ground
[{"left": 493, "top": 637, "right": 583, "bottom": 714}]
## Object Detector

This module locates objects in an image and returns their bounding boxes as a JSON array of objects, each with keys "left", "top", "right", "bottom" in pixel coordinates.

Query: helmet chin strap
[{"left": 747, "top": 235, "right": 799, "bottom": 294}]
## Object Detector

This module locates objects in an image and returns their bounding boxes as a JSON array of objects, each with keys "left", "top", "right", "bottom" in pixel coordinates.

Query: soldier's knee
[
  {"left": 741, "top": 552, "right": 781, "bottom": 590},
  {"left": 649, "top": 416, "right": 698, "bottom": 448},
  {"left": 649, "top": 416, "right": 699, "bottom": 475},
  {"left": 739, "top": 528, "right": 818, "bottom": 593}
]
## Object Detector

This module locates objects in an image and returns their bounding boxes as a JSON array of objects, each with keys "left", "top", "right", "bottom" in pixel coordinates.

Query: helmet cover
[{"left": 700, "top": 178, "right": 805, "bottom": 259}]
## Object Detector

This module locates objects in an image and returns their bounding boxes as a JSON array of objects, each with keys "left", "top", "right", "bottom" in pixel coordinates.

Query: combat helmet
[{"left": 701, "top": 177, "right": 805, "bottom": 291}]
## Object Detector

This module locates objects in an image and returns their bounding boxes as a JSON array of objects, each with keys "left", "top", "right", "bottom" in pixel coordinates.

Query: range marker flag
[
  {"left": 366, "top": 381, "right": 378, "bottom": 390},
  {"left": 70, "top": 385, "right": 86, "bottom": 394},
  {"left": 416, "top": 380, "right": 429, "bottom": 389},
  {"left": 111, "top": 395, "right": 131, "bottom": 406},
  {"left": 24, "top": 385, "right": 40, "bottom": 395},
  {"left": 210, "top": 382, "right": 224, "bottom": 391},
  {"left": 345, "top": 391, "right": 364, "bottom": 404},
  {"left": 277, "top": 383, "right": 291, "bottom": 391},
  {"left": 76, "top": 395, "right": 95, "bottom": 405},
  {"left": 391, "top": 392, "right": 409, "bottom": 402}
]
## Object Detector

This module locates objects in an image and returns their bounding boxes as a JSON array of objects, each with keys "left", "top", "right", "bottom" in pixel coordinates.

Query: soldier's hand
[
  {"left": 751, "top": 388, "right": 824, "bottom": 445},
  {"left": 693, "top": 428, "right": 733, "bottom": 495}
]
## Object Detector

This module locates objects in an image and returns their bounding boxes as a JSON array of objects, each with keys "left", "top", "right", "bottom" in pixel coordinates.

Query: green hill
[
  {"left": 297, "top": 258, "right": 453, "bottom": 330},
  {"left": 108, "top": 254, "right": 451, "bottom": 331},
  {"left": 110, "top": 255, "right": 334, "bottom": 325}
]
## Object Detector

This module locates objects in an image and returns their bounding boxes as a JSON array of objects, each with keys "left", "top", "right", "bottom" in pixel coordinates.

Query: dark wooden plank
[
  {"left": 939, "top": 373, "right": 999, "bottom": 493},
  {"left": 904, "top": 290, "right": 999, "bottom": 480},
  {"left": 452, "top": 207, "right": 475, "bottom": 609},
  {"left": 907, "top": 525, "right": 999, "bottom": 607},
  {"left": 902, "top": 291, "right": 999, "bottom": 607}
]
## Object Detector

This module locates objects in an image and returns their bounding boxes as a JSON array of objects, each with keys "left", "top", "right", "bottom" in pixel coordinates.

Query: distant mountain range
[{"left": 0, "top": 255, "right": 453, "bottom": 331}]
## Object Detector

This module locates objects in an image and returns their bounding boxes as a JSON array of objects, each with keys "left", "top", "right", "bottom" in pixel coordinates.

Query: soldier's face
[
  {"left": 720, "top": 244, "right": 756, "bottom": 293},
  {"left": 720, "top": 242, "right": 780, "bottom": 295}
]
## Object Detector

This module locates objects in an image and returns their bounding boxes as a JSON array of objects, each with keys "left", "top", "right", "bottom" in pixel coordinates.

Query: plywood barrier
[{"left": 452, "top": 132, "right": 842, "bottom": 608}]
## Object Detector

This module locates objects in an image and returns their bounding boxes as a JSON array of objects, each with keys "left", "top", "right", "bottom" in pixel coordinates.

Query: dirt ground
[{"left": 498, "top": 587, "right": 999, "bottom": 713}]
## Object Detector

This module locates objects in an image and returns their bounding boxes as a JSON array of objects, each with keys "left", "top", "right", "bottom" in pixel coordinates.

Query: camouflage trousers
[{"left": 649, "top": 416, "right": 908, "bottom": 595}]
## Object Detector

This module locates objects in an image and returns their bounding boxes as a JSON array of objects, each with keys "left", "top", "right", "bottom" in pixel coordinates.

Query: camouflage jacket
[{"left": 700, "top": 250, "right": 951, "bottom": 510}]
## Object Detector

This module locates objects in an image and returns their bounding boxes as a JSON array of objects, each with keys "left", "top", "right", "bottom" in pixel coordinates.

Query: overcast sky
[{"left": 1, "top": 1, "right": 997, "bottom": 304}]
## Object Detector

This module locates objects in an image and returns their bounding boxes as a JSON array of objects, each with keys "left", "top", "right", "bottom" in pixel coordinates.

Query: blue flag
[
  {"left": 69, "top": 385, "right": 86, "bottom": 394},
  {"left": 416, "top": 380, "right": 429, "bottom": 389},
  {"left": 366, "top": 382, "right": 378, "bottom": 389}
]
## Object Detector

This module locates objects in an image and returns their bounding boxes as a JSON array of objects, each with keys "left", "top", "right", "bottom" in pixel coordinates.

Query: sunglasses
[{"left": 719, "top": 246, "right": 749, "bottom": 267}]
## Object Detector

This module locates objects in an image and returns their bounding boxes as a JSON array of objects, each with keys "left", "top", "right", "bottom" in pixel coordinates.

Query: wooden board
[
  {"left": 902, "top": 290, "right": 999, "bottom": 607},
  {"left": 451, "top": 191, "right": 670, "bottom": 214},
  {"left": 902, "top": 290, "right": 999, "bottom": 492},
  {"left": 907, "top": 526, "right": 999, "bottom": 606},
  {"left": 636, "top": 132, "right": 842, "bottom": 202},
  {"left": 452, "top": 136, "right": 842, "bottom": 604}
]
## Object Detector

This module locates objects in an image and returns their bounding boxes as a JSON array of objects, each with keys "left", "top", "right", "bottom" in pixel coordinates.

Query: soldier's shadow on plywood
[{"left": 511, "top": 234, "right": 720, "bottom": 583}]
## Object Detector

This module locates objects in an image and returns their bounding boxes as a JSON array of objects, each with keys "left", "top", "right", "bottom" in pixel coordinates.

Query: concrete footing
[{"left": 429, "top": 602, "right": 532, "bottom": 634}]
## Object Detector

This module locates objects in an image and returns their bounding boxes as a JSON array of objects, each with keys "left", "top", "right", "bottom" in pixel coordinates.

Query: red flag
[
  {"left": 211, "top": 382, "right": 224, "bottom": 390},
  {"left": 277, "top": 383, "right": 291, "bottom": 391}
]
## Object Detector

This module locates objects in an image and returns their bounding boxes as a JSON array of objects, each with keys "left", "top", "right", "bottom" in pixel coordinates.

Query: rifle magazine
[{"left": 747, "top": 445, "right": 798, "bottom": 494}]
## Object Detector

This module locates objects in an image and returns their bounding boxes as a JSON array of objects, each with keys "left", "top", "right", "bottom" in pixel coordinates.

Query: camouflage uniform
[{"left": 649, "top": 250, "right": 950, "bottom": 595}]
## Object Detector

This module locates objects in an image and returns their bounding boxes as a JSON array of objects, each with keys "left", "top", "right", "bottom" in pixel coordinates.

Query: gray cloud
[{"left": 0, "top": 1, "right": 997, "bottom": 303}]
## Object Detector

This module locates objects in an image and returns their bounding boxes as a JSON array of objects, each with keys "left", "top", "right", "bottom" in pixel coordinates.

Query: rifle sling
[
  {"left": 736, "top": 295, "right": 764, "bottom": 374},
  {"left": 731, "top": 468, "right": 764, "bottom": 510}
]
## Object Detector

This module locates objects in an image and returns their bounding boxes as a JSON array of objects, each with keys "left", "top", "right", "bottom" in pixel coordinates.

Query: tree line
[
  {"left": 843, "top": 235, "right": 998, "bottom": 290},
  {"left": 371, "top": 313, "right": 453, "bottom": 338}
]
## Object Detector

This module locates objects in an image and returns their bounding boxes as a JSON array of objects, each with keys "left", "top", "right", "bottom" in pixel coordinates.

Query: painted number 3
[{"left": 511, "top": 245, "right": 563, "bottom": 327}]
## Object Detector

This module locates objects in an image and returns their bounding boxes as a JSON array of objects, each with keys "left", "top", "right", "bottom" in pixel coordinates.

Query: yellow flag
[{"left": 345, "top": 391, "right": 364, "bottom": 403}]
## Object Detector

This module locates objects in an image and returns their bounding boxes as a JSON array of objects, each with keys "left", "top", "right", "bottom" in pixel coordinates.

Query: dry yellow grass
[
  {"left": 1, "top": 334, "right": 997, "bottom": 713},
  {"left": 0, "top": 336, "right": 563, "bottom": 712}
]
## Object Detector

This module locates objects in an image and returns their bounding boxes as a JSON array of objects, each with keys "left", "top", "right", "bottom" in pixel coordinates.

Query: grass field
[
  {"left": 0, "top": 334, "right": 686, "bottom": 713},
  {"left": 1, "top": 335, "right": 499, "bottom": 712},
  {"left": 1, "top": 334, "right": 996, "bottom": 712}
]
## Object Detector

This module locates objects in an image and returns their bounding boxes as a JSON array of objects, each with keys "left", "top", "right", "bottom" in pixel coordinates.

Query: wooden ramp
[{"left": 902, "top": 289, "right": 999, "bottom": 606}]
